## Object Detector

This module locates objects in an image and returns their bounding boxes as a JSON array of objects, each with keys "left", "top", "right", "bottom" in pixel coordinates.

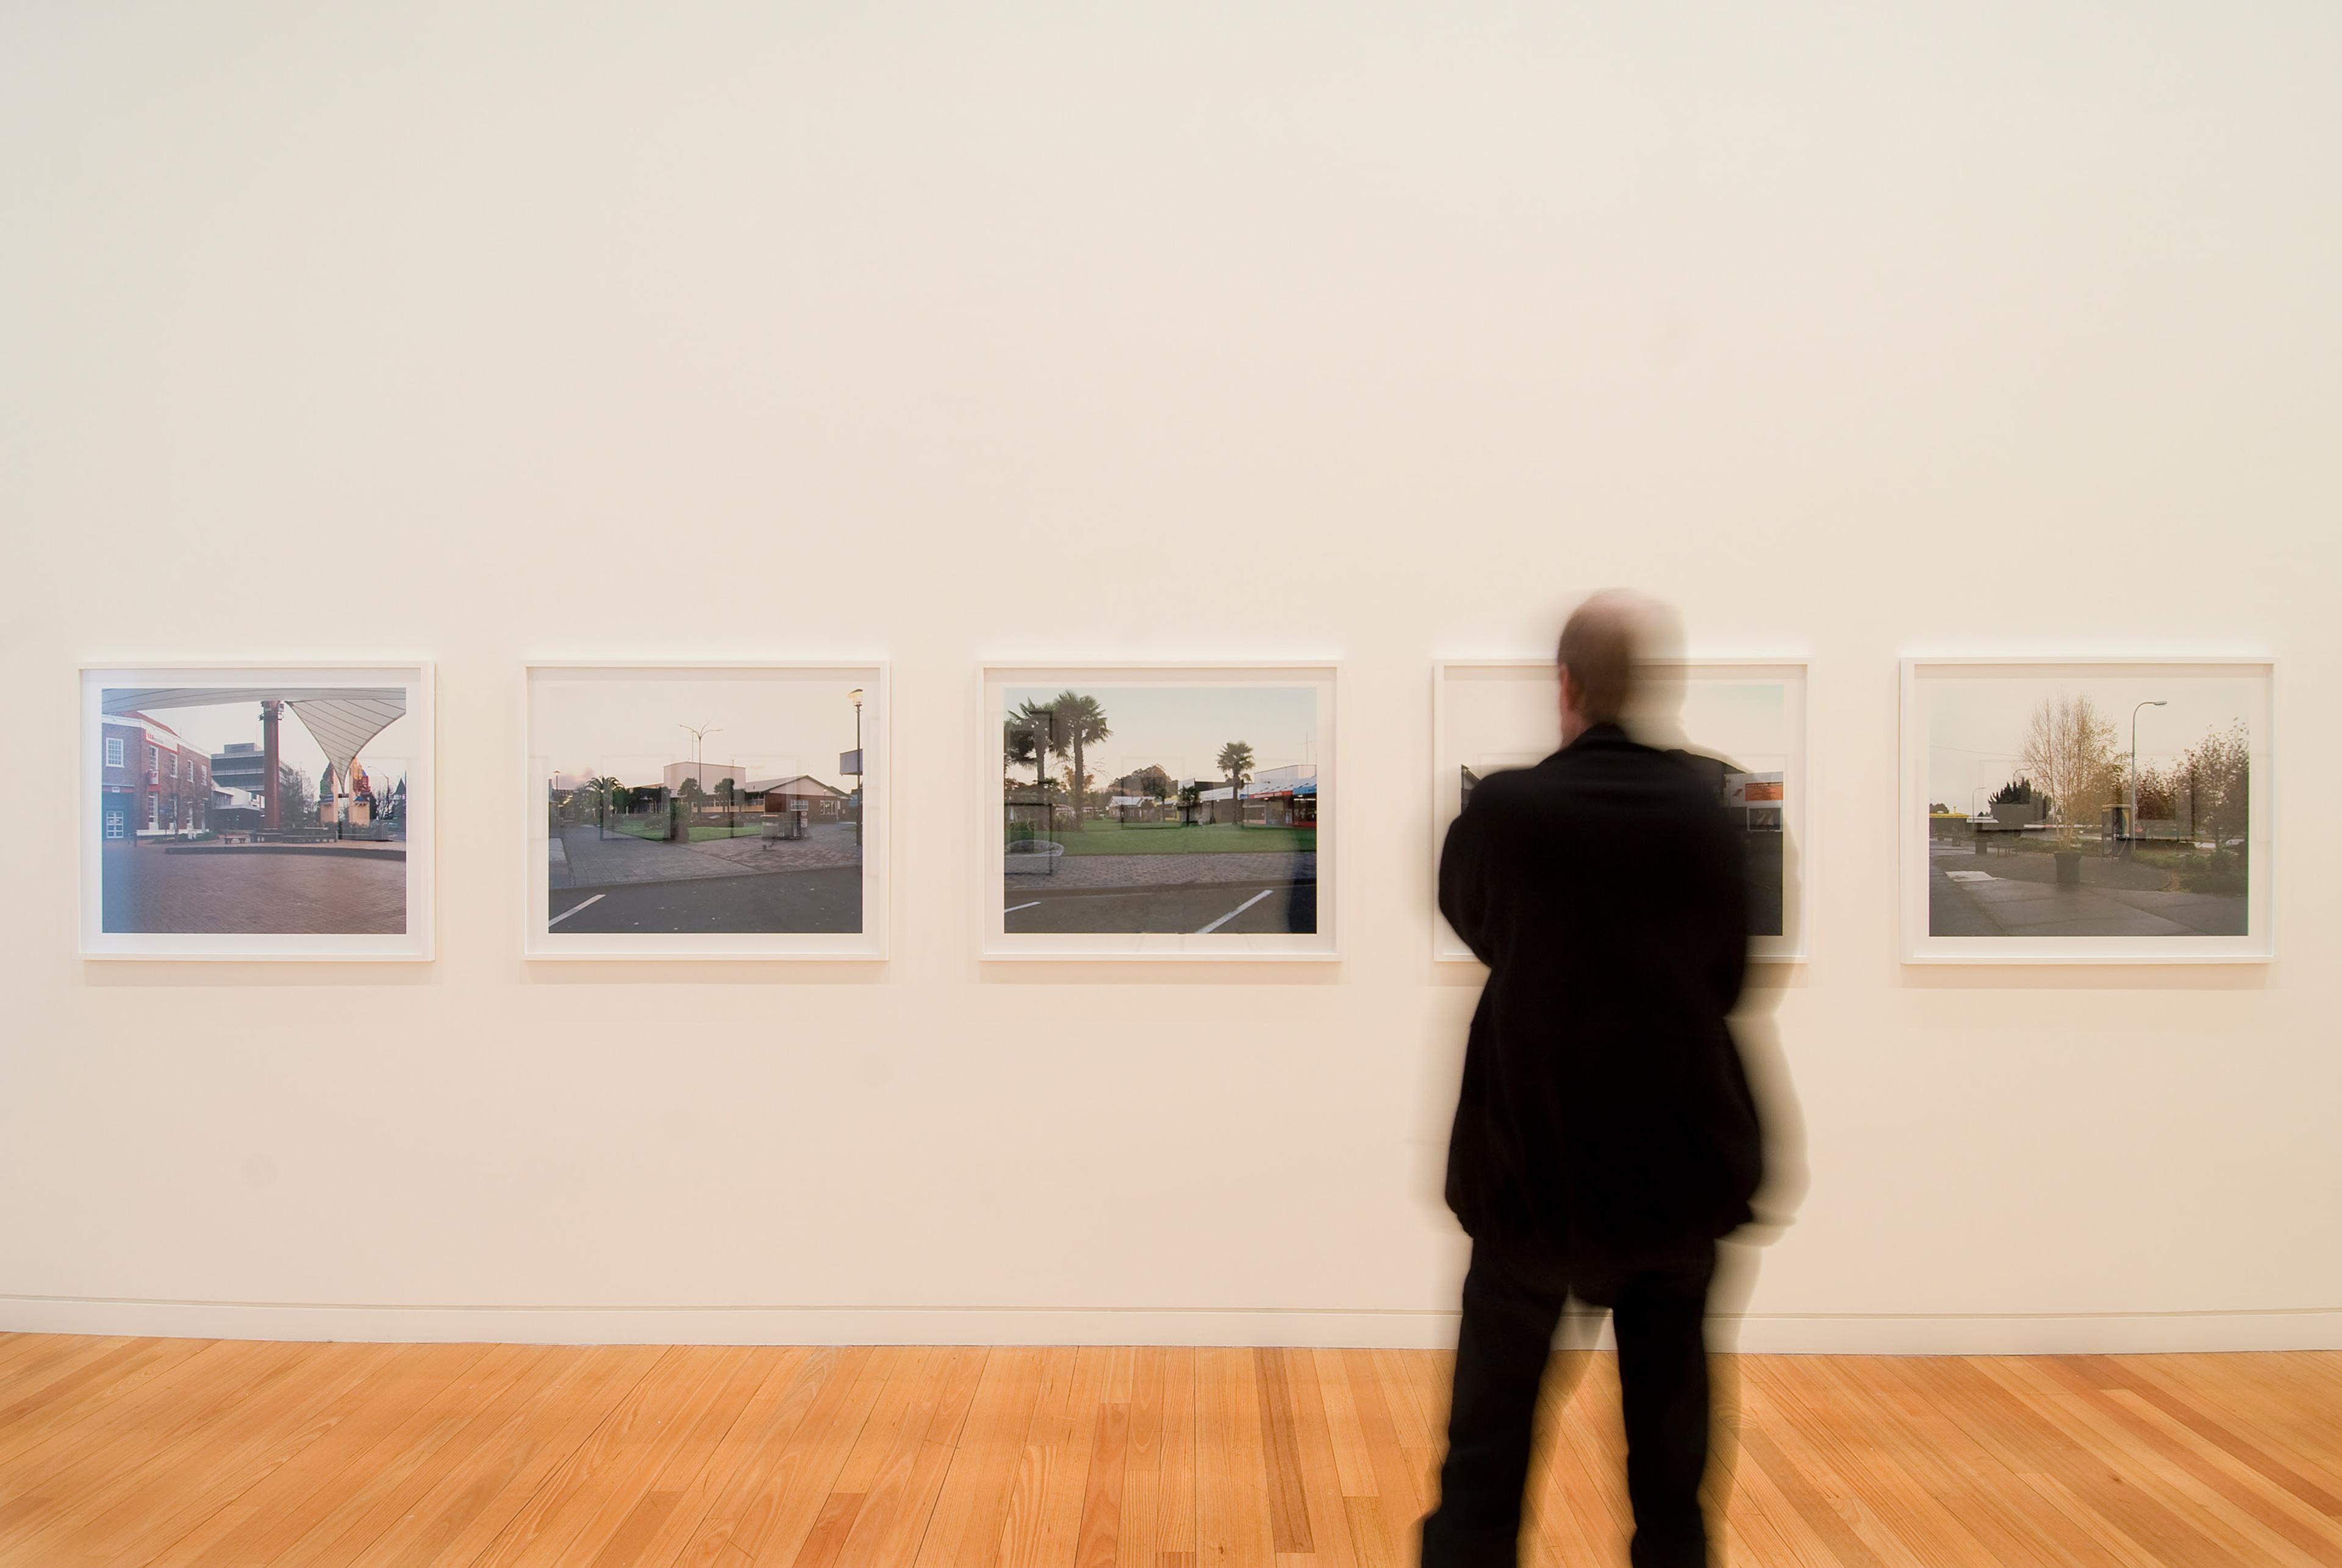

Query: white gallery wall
[{"left": 4, "top": 4, "right": 2337, "bottom": 1352}]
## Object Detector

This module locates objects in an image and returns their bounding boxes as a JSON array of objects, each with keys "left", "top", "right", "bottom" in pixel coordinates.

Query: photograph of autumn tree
[{"left": 1924, "top": 673, "right": 2256, "bottom": 939}]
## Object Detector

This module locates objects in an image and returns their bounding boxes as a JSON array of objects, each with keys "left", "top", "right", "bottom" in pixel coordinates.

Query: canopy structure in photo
[{"left": 101, "top": 687, "right": 406, "bottom": 826}]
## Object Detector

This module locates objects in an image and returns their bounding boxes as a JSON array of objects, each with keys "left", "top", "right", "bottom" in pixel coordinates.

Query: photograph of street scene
[
  {"left": 1916, "top": 664, "right": 2265, "bottom": 947},
  {"left": 529, "top": 666, "right": 878, "bottom": 954},
  {"left": 994, "top": 678, "right": 1325, "bottom": 945},
  {"left": 88, "top": 675, "right": 420, "bottom": 946},
  {"left": 1436, "top": 662, "right": 1805, "bottom": 959}
]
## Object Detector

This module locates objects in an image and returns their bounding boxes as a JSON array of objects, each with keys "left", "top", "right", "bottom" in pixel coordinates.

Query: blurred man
[{"left": 1423, "top": 592, "right": 1762, "bottom": 1568}]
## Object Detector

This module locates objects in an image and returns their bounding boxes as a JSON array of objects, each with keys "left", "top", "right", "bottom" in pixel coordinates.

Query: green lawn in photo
[
  {"left": 1012, "top": 820, "right": 1316, "bottom": 856},
  {"left": 606, "top": 818, "right": 765, "bottom": 843}
]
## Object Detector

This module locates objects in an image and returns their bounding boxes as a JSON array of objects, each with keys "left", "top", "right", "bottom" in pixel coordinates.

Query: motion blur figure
[{"left": 1423, "top": 592, "right": 1763, "bottom": 1568}]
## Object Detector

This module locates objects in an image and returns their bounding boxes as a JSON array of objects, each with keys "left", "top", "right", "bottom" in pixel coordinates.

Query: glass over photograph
[
  {"left": 984, "top": 665, "right": 1336, "bottom": 959},
  {"left": 526, "top": 665, "right": 885, "bottom": 958},
  {"left": 1905, "top": 660, "right": 2271, "bottom": 961},
  {"left": 79, "top": 665, "right": 434, "bottom": 959},
  {"left": 1434, "top": 660, "right": 1808, "bottom": 961}
]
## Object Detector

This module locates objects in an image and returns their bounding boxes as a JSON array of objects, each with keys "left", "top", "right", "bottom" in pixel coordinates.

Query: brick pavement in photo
[{"left": 101, "top": 843, "right": 404, "bottom": 934}]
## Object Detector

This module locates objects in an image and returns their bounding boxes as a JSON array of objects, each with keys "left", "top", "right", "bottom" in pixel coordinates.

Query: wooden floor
[{"left": 1, "top": 1337, "right": 2338, "bottom": 1567}]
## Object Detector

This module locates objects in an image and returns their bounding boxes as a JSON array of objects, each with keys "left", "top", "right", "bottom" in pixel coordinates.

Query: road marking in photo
[
  {"left": 1197, "top": 888, "right": 1275, "bottom": 934},
  {"left": 548, "top": 893, "right": 606, "bottom": 926},
  {"left": 1003, "top": 900, "right": 1042, "bottom": 914}
]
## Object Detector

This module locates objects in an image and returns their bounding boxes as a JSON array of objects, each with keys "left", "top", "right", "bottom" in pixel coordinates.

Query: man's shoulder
[
  {"left": 1461, "top": 756, "right": 1567, "bottom": 818},
  {"left": 1493, "top": 735, "right": 1726, "bottom": 814}
]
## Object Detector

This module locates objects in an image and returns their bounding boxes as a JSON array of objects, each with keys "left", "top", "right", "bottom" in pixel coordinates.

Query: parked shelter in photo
[
  {"left": 99, "top": 687, "right": 406, "bottom": 836},
  {"left": 1196, "top": 762, "right": 1319, "bottom": 827}
]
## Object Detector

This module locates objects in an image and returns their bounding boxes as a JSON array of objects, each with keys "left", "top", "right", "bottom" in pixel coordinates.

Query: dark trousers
[{"left": 1420, "top": 1239, "right": 1716, "bottom": 1568}]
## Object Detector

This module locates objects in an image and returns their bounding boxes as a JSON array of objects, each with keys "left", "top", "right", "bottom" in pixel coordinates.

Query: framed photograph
[
  {"left": 79, "top": 663, "right": 435, "bottom": 960},
  {"left": 1900, "top": 658, "right": 2273, "bottom": 964},
  {"left": 1433, "top": 659, "right": 1810, "bottom": 963},
  {"left": 980, "top": 663, "right": 1338, "bottom": 961},
  {"left": 525, "top": 663, "right": 887, "bottom": 960}
]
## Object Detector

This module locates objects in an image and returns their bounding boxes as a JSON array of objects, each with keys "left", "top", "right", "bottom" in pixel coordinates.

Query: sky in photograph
[
  {"left": 1647, "top": 679, "right": 1788, "bottom": 773},
  {"left": 1454, "top": 673, "right": 1791, "bottom": 775},
  {"left": 107, "top": 689, "right": 414, "bottom": 797},
  {"left": 1001, "top": 684, "right": 1320, "bottom": 788},
  {"left": 1923, "top": 672, "right": 2263, "bottom": 810},
  {"left": 534, "top": 670, "right": 869, "bottom": 790}
]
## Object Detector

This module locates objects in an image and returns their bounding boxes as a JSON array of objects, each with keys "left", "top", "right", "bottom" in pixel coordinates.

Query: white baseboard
[
  {"left": 0, "top": 1298, "right": 1456, "bottom": 1350},
  {"left": 4, "top": 1296, "right": 2339, "bottom": 1353}
]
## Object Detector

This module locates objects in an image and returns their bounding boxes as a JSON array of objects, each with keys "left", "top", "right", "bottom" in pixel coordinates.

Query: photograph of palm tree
[
  {"left": 1912, "top": 663, "right": 2266, "bottom": 950},
  {"left": 996, "top": 678, "right": 1324, "bottom": 943}
]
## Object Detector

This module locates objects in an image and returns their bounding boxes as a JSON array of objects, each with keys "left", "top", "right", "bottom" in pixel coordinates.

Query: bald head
[{"left": 1556, "top": 590, "right": 1642, "bottom": 739}]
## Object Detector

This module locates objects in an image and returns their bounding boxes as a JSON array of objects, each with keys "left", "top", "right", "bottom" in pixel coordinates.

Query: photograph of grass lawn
[
  {"left": 527, "top": 665, "right": 884, "bottom": 958},
  {"left": 1905, "top": 660, "right": 2271, "bottom": 961},
  {"left": 986, "top": 667, "right": 1334, "bottom": 956},
  {"left": 1031, "top": 822, "right": 1317, "bottom": 856}
]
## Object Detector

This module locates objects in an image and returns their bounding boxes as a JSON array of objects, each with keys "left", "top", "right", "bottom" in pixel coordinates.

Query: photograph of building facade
[
  {"left": 97, "top": 712, "right": 213, "bottom": 841},
  {"left": 80, "top": 667, "right": 432, "bottom": 958},
  {"left": 1434, "top": 660, "right": 1808, "bottom": 961},
  {"left": 986, "top": 667, "right": 1336, "bottom": 956},
  {"left": 527, "top": 665, "right": 884, "bottom": 958},
  {"left": 743, "top": 775, "right": 851, "bottom": 822},
  {"left": 1907, "top": 660, "right": 2269, "bottom": 959},
  {"left": 1194, "top": 762, "right": 1320, "bottom": 828}
]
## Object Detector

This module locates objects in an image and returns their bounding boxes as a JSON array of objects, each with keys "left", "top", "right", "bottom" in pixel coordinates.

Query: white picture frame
[
  {"left": 1432, "top": 658, "right": 1811, "bottom": 964},
  {"left": 979, "top": 662, "right": 1339, "bottom": 961},
  {"left": 524, "top": 662, "right": 890, "bottom": 961},
  {"left": 78, "top": 662, "right": 436, "bottom": 961},
  {"left": 1899, "top": 657, "right": 2274, "bottom": 964}
]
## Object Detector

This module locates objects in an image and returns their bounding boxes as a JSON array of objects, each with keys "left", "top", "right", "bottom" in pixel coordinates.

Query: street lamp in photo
[
  {"left": 679, "top": 722, "right": 720, "bottom": 842},
  {"left": 846, "top": 687, "right": 864, "bottom": 842},
  {"left": 2130, "top": 699, "right": 2167, "bottom": 849}
]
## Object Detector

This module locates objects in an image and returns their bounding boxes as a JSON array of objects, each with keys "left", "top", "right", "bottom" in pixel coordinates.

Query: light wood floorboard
[{"left": 0, "top": 1335, "right": 2335, "bottom": 1567}]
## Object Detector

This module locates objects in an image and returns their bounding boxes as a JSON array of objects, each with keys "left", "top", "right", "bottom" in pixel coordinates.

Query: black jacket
[{"left": 1439, "top": 724, "right": 1762, "bottom": 1275}]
